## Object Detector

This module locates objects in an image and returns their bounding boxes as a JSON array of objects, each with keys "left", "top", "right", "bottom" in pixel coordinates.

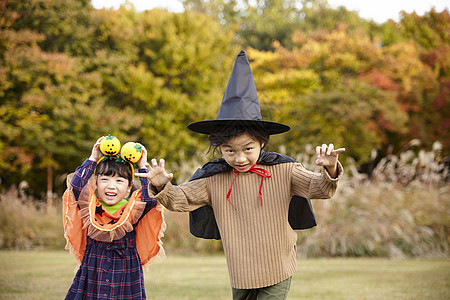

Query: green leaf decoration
[{"left": 134, "top": 144, "right": 142, "bottom": 153}]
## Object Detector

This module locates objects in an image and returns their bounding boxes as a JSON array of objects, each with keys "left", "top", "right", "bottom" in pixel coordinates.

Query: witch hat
[{"left": 187, "top": 50, "right": 290, "bottom": 135}]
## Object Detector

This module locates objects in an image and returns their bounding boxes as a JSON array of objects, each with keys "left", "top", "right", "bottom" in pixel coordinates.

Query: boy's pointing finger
[{"left": 333, "top": 148, "right": 346, "bottom": 154}]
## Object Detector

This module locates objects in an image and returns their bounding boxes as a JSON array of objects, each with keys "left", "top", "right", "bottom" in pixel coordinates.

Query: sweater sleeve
[
  {"left": 147, "top": 178, "right": 210, "bottom": 212},
  {"left": 137, "top": 168, "right": 158, "bottom": 217},
  {"left": 71, "top": 159, "right": 96, "bottom": 200},
  {"left": 291, "top": 161, "right": 343, "bottom": 199}
]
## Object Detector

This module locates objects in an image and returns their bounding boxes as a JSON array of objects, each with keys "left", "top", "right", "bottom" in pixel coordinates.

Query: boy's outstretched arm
[
  {"left": 135, "top": 158, "right": 173, "bottom": 192},
  {"left": 314, "top": 143, "right": 346, "bottom": 178}
]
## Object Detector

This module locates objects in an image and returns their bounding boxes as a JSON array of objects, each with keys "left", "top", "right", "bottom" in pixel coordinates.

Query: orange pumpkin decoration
[
  {"left": 121, "top": 142, "right": 142, "bottom": 163},
  {"left": 100, "top": 134, "right": 121, "bottom": 156}
]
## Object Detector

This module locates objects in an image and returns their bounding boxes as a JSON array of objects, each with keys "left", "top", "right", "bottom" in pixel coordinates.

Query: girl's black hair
[
  {"left": 208, "top": 121, "right": 270, "bottom": 156},
  {"left": 95, "top": 159, "right": 133, "bottom": 185}
]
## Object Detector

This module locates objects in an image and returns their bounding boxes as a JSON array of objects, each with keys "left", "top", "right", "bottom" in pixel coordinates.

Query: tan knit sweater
[{"left": 149, "top": 161, "right": 343, "bottom": 289}]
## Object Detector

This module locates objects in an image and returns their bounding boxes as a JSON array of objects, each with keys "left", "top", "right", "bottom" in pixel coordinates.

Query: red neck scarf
[{"left": 226, "top": 163, "right": 272, "bottom": 210}]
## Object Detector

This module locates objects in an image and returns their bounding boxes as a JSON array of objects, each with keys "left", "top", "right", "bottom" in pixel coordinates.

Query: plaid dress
[
  {"left": 66, "top": 231, "right": 146, "bottom": 299},
  {"left": 65, "top": 159, "right": 161, "bottom": 300}
]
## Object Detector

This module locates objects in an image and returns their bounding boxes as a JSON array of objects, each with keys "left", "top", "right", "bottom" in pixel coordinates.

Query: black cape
[{"left": 188, "top": 151, "right": 317, "bottom": 240}]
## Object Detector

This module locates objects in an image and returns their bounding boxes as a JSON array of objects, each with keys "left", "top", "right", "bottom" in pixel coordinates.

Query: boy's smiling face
[
  {"left": 219, "top": 132, "right": 264, "bottom": 173},
  {"left": 96, "top": 174, "right": 131, "bottom": 205}
]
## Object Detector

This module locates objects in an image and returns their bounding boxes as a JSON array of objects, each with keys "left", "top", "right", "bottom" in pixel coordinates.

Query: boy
[{"left": 137, "top": 50, "right": 344, "bottom": 299}]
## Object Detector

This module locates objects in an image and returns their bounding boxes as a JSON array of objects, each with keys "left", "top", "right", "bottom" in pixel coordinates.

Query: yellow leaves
[
  {"left": 248, "top": 47, "right": 322, "bottom": 106},
  {"left": 258, "top": 88, "right": 290, "bottom": 106},
  {"left": 382, "top": 42, "right": 435, "bottom": 94},
  {"left": 95, "top": 5, "right": 138, "bottom": 44},
  {"left": 244, "top": 47, "right": 280, "bottom": 72},
  {"left": 22, "top": 92, "right": 46, "bottom": 108},
  {"left": 291, "top": 31, "right": 307, "bottom": 45},
  {"left": 327, "top": 52, "right": 365, "bottom": 73},
  {"left": 123, "top": 63, "right": 164, "bottom": 107},
  {"left": 290, "top": 26, "right": 382, "bottom": 74},
  {"left": 297, "top": 39, "right": 328, "bottom": 64},
  {"left": 43, "top": 52, "right": 76, "bottom": 79},
  {"left": 258, "top": 69, "right": 321, "bottom": 97}
]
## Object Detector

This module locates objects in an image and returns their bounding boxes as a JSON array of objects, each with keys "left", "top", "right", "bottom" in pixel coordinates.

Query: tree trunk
[{"left": 47, "top": 152, "right": 53, "bottom": 209}]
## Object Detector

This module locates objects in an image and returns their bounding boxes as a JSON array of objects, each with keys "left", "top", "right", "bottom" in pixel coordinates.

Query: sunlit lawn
[{"left": 0, "top": 250, "right": 448, "bottom": 299}]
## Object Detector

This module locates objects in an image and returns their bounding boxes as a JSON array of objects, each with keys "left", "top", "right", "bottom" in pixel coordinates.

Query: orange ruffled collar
[{"left": 63, "top": 176, "right": 166, "bottom": 267}]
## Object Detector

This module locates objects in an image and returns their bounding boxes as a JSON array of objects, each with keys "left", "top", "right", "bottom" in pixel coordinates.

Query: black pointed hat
[{"left": 187, "top": 50, "right": 290, "bottom": 135}]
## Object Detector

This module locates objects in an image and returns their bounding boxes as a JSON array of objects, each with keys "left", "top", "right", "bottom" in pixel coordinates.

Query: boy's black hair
[
  {"left": 96, "top": 159, "right": 133, "bottom": 185},
  {"left": 208, "top": 121, "right": 270, "bottom": 155}
]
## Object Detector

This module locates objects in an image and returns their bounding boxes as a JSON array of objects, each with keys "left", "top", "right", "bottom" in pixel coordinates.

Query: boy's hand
[
  {"left": 135, "top": 158, "right": 173, "bottom": 190},
  {"left": 88, "top": 136, "right": 105, "bottom": 162},
  {"left": 315, "top": 143, "right": 346, "bottom": 178}
]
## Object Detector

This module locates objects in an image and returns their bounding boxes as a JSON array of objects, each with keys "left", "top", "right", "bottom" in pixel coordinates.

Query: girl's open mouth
[{"left": 105, "top": 192, "right": 117, "bottom": 199}]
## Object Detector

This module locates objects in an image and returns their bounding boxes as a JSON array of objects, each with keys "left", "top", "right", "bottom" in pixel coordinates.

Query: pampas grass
[
  {"left": 296, "top": 141, "right": 449, "bottom": 258},
  {"left": 0, "top": 188, "right": 65, "bottom": 250}
]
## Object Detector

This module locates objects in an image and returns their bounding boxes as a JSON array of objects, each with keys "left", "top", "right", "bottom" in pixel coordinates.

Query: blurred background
[{"left": 0, "top": 0, "right": 448, "bottom": 258}]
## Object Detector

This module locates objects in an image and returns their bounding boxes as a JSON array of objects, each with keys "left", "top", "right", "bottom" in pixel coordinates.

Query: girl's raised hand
[{"left": 89, "top": 136, "right": 105, "bottom": 162}]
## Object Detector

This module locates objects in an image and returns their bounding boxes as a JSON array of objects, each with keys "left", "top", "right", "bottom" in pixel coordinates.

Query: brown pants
[{"left": 231, "top": 277, "right": 292, "bottom": 300}]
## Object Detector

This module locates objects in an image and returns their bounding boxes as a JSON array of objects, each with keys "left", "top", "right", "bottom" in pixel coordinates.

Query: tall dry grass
[
  {"left": 296, "top": 141, "right": 449, "bottom": 258},
  {"left": 0, "top": 143, "right": 448, "bottom": 258},
  {"left": 0, "top": 188, "right": 65, "bottom": 250}
]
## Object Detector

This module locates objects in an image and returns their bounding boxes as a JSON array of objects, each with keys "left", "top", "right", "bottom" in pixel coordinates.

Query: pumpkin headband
[{"left": 95, "top": 134, "right": 144, "bottom": 176}]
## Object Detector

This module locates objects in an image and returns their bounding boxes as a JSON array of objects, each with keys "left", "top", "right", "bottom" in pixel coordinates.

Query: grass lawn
[{"left": 0, "top": 250, "right": 448, "bottom": 299}]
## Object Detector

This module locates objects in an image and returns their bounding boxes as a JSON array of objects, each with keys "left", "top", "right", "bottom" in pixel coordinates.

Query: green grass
[{"left": 0, "top": 251, "right": 448, "bottom": 299}]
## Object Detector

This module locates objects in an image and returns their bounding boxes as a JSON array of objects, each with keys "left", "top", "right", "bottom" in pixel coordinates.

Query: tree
[
  {"left": 6, "top": 0, "right": 98, "bottom": 56},
  {"left": 375, "top": 9, "right": 449, "bottom": 152}
]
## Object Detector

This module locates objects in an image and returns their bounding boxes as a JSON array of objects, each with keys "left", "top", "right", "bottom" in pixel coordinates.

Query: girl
[
  {"left": 136, "top": 50, "right": 345, "bottom": 299},
  {"left": 63, "top": 136, "right": 165, "bottom": 299}
]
